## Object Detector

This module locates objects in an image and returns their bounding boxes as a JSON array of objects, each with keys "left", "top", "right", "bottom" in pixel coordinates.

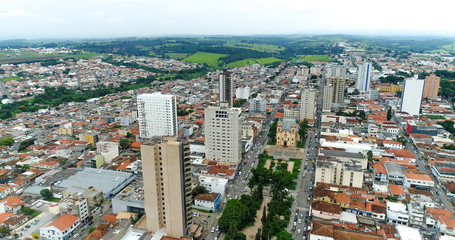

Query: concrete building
[
  {"left": 137, "top": 92, "right": 177, "bottom": 139},
  {"left": 326, "top": 65, "right": 347, "bottom": 78},
  {"left": 141, "top": 137, "right": 192, "bottom": 237},
  {"left": 283, "top": 109, "right": 300, "bottom": 120},
  {"left": 249, "top": 97, "right": 267, "bottom": 114},
  {"left": 39, "top": 214, "right": 80, "bottom": 240},
  {"left": 326, "top": 77, "right": 346, "bottom": 105},
  {"left": 112, "top": 186, "right": 145, "bottom": 215},
  {"left": 386, "top": 202, "right": 409, "bottom": 225},
  {"left": 357, "top": 63, "right": 372, "bottom": 92},
  {"left": 404, "top": 172, "right": 434, "bottom": 190},
  {"left": 401, "top": 78, "right": 424, "bottom": 116},
  {"left": 236, "top": 86, "right": 250, "bottom": 100},
  {"left": 300, "top": 88, "right": 316, "bottom": 121},
  {"left": 59, "top": 197, "right": 90, "bottom": 223},
  {"left": 423, "top": 74, "right": 440, "bottom": 98},
  {"left": 219, "top": 69, "right": 233, "bottom": 107},
  {"left": 322, "top": 84, "right": 334, "bottom": 112},
  {"left": 204, "top": 105, "right": 241, "bottom": 163},
  {"left": 315, "top": 160, "right": 363, "bottom": 188},
  {"left": 194, "top": 193, "right": 221, "bottom": 212},
  {"left": 96, "top": 141, "right": 119, "bottom": 164},
  {"left": 198, "top": 176, "right": 228, "bottom": 195}
]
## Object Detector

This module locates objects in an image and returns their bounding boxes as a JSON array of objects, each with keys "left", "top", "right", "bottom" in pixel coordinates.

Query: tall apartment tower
[
  {"left": 423, "top": 74, "right": 441, "bottom": 98},
  {"left": 401, "top": 78, "right": 424, "bottom": 116},
  {"left": 322, "top": 84, "right": 334, "bottom": 112},
  {"left": 326, "top": 65, "right": 347, "bottom": 78},
  {"left": 137, "top": 92, "right": 177, "bottom": 139},
  {"left": 204, "top": 104, "right": 241, "bottom": 164},
  {"left": 357, "top": 63, "right": 372, "bottom": 92},
  {"left": 219, "top": 69, "right": 233, "bottom": 107},
  {"left": 249, "top": 97, "right": 267, "bottom": 114},
  {"left": 326, "top": 77, "right": 346, "bottom": 104},
  {"left": 300, "top": 88, "right": 316, "bottom": 121},
  {"left": 141, "top": 137, "right": 192, "bottom": 237}
]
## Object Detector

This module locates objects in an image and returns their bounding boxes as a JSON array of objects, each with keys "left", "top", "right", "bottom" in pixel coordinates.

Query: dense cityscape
[{"left": 1, "top": 35, "right": 455, "bottom": 240}]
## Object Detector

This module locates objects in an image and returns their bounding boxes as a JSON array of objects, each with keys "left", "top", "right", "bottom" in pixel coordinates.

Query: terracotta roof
[
  {"left": 333, "top": 227, "right": 383, "bottom": 240},
  {"left": 407, "top": 188, "right": 433, "bottom": 196},
  {"left": 47, "top": 213, "right": 79, "bottom": 231},
  {"left": 102, "top": 214, "right": 117, "bottom": 224},
  {"left": 312, "top": 200, "right": 341, "bottom": 214},
  {"left": 311, "top": 221, "right": 333, "bottom": 237},
  {"left": 1, "top": 196, "right": 24, "bottom": 209},
  {"left": 405, "top": 172, "right": 433, "bottom": 182},
  {"left": 0, "top": 212, "right": 14, "bottom": 224},
  {"left": 195, "top": 193, "right": 219, "bottom": 202},
  {"left": 389, "top": 184, "right": 405, "bottom": 196}
]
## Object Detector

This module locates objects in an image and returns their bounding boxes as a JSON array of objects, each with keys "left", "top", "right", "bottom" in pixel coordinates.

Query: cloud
[
  {"left": 87, "top": 11, "right": 105, "bottom": 17},
  {"left": 0, "top": 9, "right": 29, "bottom": 18}
]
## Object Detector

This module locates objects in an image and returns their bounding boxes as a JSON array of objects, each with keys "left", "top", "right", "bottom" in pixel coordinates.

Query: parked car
[{"left": 211, "top": 227, "right": 215, "bottom": 233}]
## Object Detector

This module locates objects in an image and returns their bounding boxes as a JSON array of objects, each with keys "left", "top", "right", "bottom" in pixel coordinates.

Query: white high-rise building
[
  {"left": 236, "top": 86, "right": 250, "bottom": 100},
  {"left": 137, "top": 92, "right": 177, "bottom": 139},
  {"left": 249, "top": 97, "right": 267, "bottom": 114},
  {"left": 219, "top": 69, "right": 233, "bottom": 107},
  {"left": 204, "top": 104, "right": 241, "bottom": 164},
  {"left": 401, "top": 78, "right": 424, "bottom": 116},
  {"left": 300, "top": 88, "right": 316, "bottom": 121},
  {"left": 357, "top": 63, "right": 372, "bottom": 92},
  {"left": 326, "top": 65, "right": 347, "bottom": 78},
  {"left": 322, "top": 84, "right": 333, "bottom": 112}
]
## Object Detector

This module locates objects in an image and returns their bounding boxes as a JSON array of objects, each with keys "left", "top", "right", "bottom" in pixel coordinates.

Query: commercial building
[
  {"left": 137, "top": 92, "right": 177, "bottom": 139},
  {"left": 404, "top": 172, "right": 434, "bottom": 190},
  {"left": 423, "top": 74, "right": 441, "bottom": 98},
  {"left": 198, "top": 176, "right": 228, "bottom": 195},
  {"left": 300, "top": 88, "right": 316, "bottom": 121},
  {"left": 194, "top": 193, "right": 221, "bottom": 212},
  {"left": 39, "top": 214, "right": 80, "bottom": 240},
  {"left": 219, "top": 69, "right": 233, "bottom": 107},
  {"left": 59, "top": 197, "right": 90, "bottom": 223},
  {"left": 386, "top": 202, "right": 409, "bottom": 225},
  {"left": 249, "top": 97, "right": 267, "bottom": 114},
  {"left": 357, "top": 63, "right": 372, "bottom": 92},
  {"left": 96, "top": 141, "right": 119, "bottom": 164},
  {"left": 401, "top": 78, "right": 424, "bottom": 115},
  {"left": 112, "top": 186, "right": 145, "bottom": 215},
  {"left": 204, "top": 105, "right": 241, "bottom": 163},
  {"left": 141, "top": 137, "right": 192, "bottom": 237}
]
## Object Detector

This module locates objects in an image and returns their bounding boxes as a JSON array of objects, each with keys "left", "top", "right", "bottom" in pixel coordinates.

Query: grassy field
[
  {"left": 431, "top": 41, "right": 455, "bottom": 53},
  {"left": 183, "top": 52, "right": 227, "bottom": 67},
  {"left": 1, "top": 76, "right": 21, "bottom": 82},
  {"left": 227, "top": 57, "right": 282, "bottom": 67},
  {"left": 167, "top": 53, "right": 189, "bottom": 60},
  {"left": 294, "top": 55, "right": 330, "bottom": 62},
  {"left": 0, "top": 50, "right": 98, "bottom": 63},
  {"left": 224, "top": 40, "right": 283, "bottom": 52}
]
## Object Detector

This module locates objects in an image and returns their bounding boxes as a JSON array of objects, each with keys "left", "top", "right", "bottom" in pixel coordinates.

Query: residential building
[
  {"left": 204, "top": 105, "right": 241, "bottom": 163},
  {"left": 401, "top": 78, "right": 424, "bottom": 115},
  {"left": 404, "top": 172, "right": 434, "bottom": 190},
  {"left": 235, "top": 86, "right": 250, "bottom": 100},
  {"left": 326, "top": 65, "right": 347, "bottom": 78},
  {"left": 322, "top": 84, "right": 333, "bottom": 112},
  {"left": 59, "top": 197, "right": 90, "bottom": 223},
  {"left": 198, "top": 176, "right": 228, "bottom": 195},
  {"left": 423, "top": 74, "right": 440, "bottom": 98},
  {"left": 194, "top": 193, "right": 221, "bottom": 212},
  {"left": 283, "top": 108, "right": 300, "bottom": 120},
  {"left": 39, "top": 214, "right": 80, "bottom": 240},
  {"left": 249, "top": 97, "right": 267, "bottom": 114},
  {"left": 300, "top": 88, "right": 316, "bottom": 121},
  {"left": 276, "top": 119, "right": 299, "bottom": 148},
  {"left": 137, "top": 92, "right": 177, "bottom": 139},
  {"left": 140, "top": 137, "right": 192, "bottom": 237},
  {"left": 386, "top": 202, "right": 409, "bottom": 225},
  {"left": 357, "top": 63, "right": 372, "bottom": 92},
  {"left": 219, "top": 69, "right": 233, "bottom": 107},
  {"left": 315, "top": 160, "right": 363, "bottom": 188},
  {"left": 0, "top": 196, "right": 23, "bottom": 214},
  {"left": 96, "top": 141, "right": 119, "bottom": 164},
  {"left": 311, "top": 201, "right": 341, "bottom": 220},
  {"left": 326, "top": 77, "right": 346, "bottom": 105}
]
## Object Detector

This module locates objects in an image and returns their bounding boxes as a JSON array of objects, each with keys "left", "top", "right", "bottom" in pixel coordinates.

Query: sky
[{"left": 1, "top": 0, "right": 455, "bottom": 39}]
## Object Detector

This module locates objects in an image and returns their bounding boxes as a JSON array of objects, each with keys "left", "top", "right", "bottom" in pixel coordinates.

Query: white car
[{"left": 211, "top": 227, "right": 215, "bottom": 233}]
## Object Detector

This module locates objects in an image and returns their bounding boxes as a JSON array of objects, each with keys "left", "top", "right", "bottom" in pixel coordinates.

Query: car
[
  {"left": 292, "top": 226, "right": 296, "bottom": 231},
  {"left": 196, "top": 213, "right": 200, "bottom": 218},
  {"left": 223, "top": 199, "right": 227, "bottom": 204},
  {"left": 215, "top": 237, "right": 218, "bottom": 240},
  {"left": 211, "top": 227, "right": 215, "bottom": 233},
  {"left": 21, "top": 227, "right": 26, "bottom": 231},
  {"left": 194, "top": 212, "right": 197, "bottom": 217},
  {"left": 298, "top": 219, "right": 302, "bottom": 224},
  {"left": 216, "top": 225, "right": 220, "bottom": 231},
  {"left": 73, "top": 233, "right": 79, "bottom": 239},
  {"left": 25, "top": 225, "right": 30, "bottom": 228},
  {"left": 298, "top": 229, "right": 301, "bottom": 234}
]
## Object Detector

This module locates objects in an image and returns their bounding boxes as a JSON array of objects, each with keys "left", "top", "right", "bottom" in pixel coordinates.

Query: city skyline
[{"left": 2, "top": 0, "right": 455, "bottom": 39}]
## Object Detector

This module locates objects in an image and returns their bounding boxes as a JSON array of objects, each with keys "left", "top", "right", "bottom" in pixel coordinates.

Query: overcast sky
[{"left": 1, "top": 0, "right": 455, "bottom": 39}]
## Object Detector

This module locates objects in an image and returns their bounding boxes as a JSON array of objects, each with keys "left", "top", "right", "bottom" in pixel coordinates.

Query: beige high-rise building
[
  {"left": 300, "top": 88, "right": 316, "bottom": 121},
  {"left": 326, "top": 77, "right": 346, "bottom": 104},
  {"left": 204, "top": 104, "right": 241, "bottom": 164},
  {"left": 315, "top": 160, "right": 363, "bottom": 188},
  {"left": 322, "top": 84, "right": 333, "bottom": 112},
  {"left": 141, "top": 137, "right": 192, "bottom": 237},
  {"left": 423, "top": 74, "right": 440, "bottom": 98}
]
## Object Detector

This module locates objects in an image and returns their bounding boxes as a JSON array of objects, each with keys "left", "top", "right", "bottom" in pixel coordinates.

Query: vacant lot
[{"left": 183, "top": 52, "right": 227, "bottom": 67}]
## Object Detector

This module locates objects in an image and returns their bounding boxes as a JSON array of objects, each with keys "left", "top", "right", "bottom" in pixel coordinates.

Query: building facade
[
  {"left": 141, "top": 137, "right": 192, "bottom": 237},
  {"left": 401, "top": 78, "right": 424, "bottom": 116},
  {"left": 204, "top": 105, "right": 241, "bottom": 163},
  {"left": 357, "top": 63, "right": 372, "bottom": 92},
  {"left": 137, "top": 92, "right": 177, "bottom": 139},
  {"left": 219, "top": 69, "right": 233, "bottom": 107},
  {"left": 300, "top": 88, "right": 316, "bottom": 121},
  {"left": 276, "top": 119, "right": 299, "bottom": 147},
  {"left": 249, "top": 97, "right": 267, "bottom": 114},
  {"left": 423, "top": 74, "right": 440, "bottom": 98}
]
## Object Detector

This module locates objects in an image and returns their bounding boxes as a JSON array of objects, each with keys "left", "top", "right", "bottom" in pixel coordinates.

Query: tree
[
  {"left": 0, "top": 137, "right": 14, "bottom": 146},
  {"left": 235, "top": 232, "right": 247, "bottom": 240},
  {"left": 261, "top": 206, "right": 267, "bottom": 226},
  {"left": 387, "top": 107, "right": 392, "bottom": 120},
  {"left": 40, "top": 189, "right": 53, "bottom": 200},
  {"left": 276, "top": 229, "right": 293, "bottom": 240},
  {"left": 119, "top": 138, "right": 131, "bottom": 149},
  {"left": 126, "top": 132, "right": 132, "bottom": 138},
  {"left": 191, "top": 185, "right": 207, "bottom": 198},
  {"left": 367, "top": 150, "right": 373, "bottom": 161}
]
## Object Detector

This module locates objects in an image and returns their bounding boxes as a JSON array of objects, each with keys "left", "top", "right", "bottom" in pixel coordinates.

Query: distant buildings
[
  {"left": 219, "top": 69, "right": 233, "bottom": 107},
  {"left": 204, "top": 104, "right": 242, "bottom": 163},
  {"left": 357, "top": 63, "right": 372, "bottom": 92},
  {"left": 141, "top": 137, "right": 192, "bottom": 237},
  {"left": 401, "top": 78, "right": 424, "bottom": 115},
  {"left": 137, "top": 92, "right": 177, "bottom": 139},
  {"left": 236, "top": 86, "right": 250, "bottom": 100},
  {"left": 300, "top": 88, "right": 316, "bottom": 121},
  {"left": 423, "top": 74, "right": 441, "bottom": 98}
]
